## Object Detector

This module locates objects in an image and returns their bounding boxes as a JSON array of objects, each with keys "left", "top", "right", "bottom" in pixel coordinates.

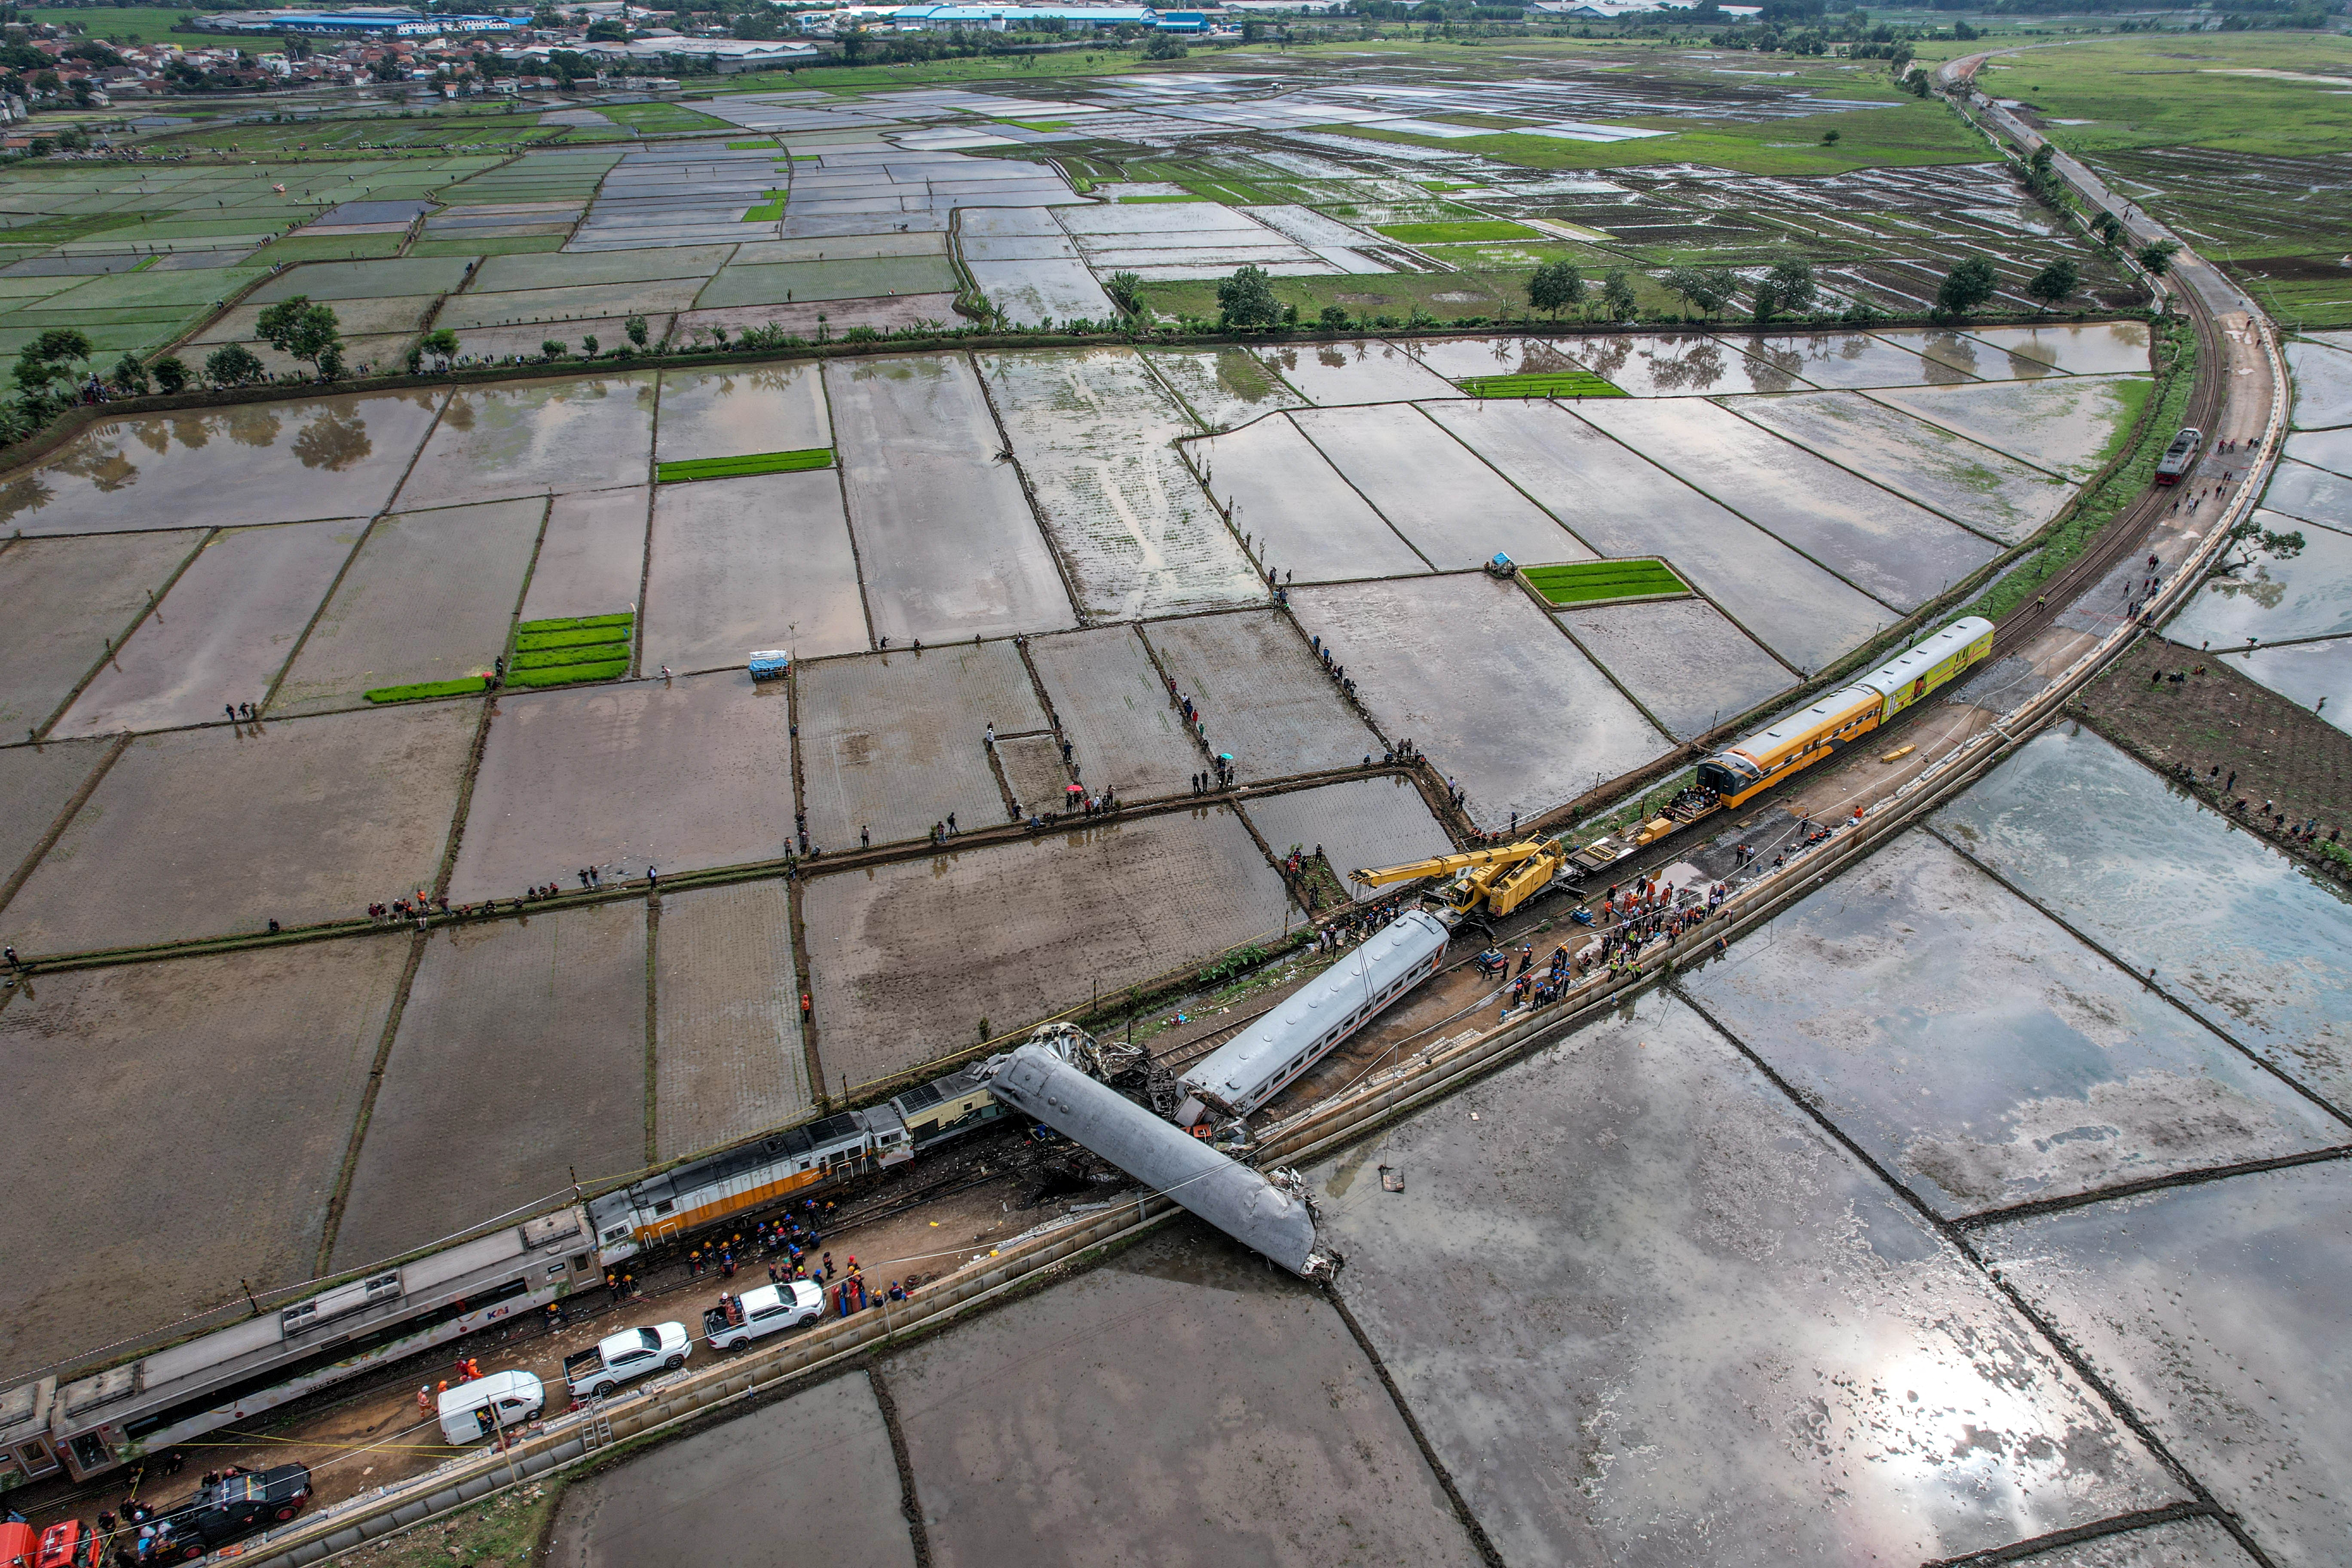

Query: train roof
[
  {"left": 595, "top": 1113, "right": 871, "bottom": 1218},
  {"left": 1852, "top": 617, "right": 1994, "bottom": 700},
  {"left": 891, "top": 1062, "right": 991, "bottom": 1115},
  {"left": 1727, "top": 682, "right": 1880, "bottom": 760},
  {"left": 1183, "top": 910, "right": 1449, "bottom": 1105}
]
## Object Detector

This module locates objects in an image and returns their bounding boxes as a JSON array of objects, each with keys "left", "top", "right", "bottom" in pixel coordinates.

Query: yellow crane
[{"left": 1350, "top": 839, "right": 1573, "bottom": 919}]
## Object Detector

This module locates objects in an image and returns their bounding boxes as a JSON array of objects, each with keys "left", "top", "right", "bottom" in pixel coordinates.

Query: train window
[
  {"left": 600, "top": 1225, "right": 631, "bottom": 1245},
  {"left": 651, "top": 1200, "right": 675, "bottom": 1216},
  {"left": 547, "top": 1262, "right": 567, "bottom": 1278}
]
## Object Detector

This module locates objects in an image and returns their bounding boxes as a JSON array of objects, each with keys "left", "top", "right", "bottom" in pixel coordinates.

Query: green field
[
  {"left": 508, "top": 615, "right": 634, "bottom": 687},
  {"left": 655, "top": 448, "right": 834, "bottom": 483},
  {"left": 1975, "top": 34, "right": 2352, "bottom": 159},
  {"left": 1377, "top": 219, "right": 1544, "bottom": 245},
  {"left": 1523, "top": 558, "right": 1688, "bottom": 606},
  {"left": 597, "top": 101, "right": 736, "bottom": 136},
  {"left": 1458, "top": 371, "right": 1626, "bottom": 400},
  {"left": 1332, "top": 100, "right": 1978, "bottom": 179},
  {"left": 23, "top": 6, "right": 205, "bottom": 44}
]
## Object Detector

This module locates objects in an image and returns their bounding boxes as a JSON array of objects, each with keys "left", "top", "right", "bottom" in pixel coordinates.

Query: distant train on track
[{"left": 0, "top": 1062, "right": 1011, "bottom": 1491}]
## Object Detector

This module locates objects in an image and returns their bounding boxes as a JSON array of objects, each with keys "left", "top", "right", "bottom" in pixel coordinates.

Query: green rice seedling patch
[
  {"left": 365, "top": 675, "right": 489, "bottom": 703},
  {"left": 516, "top": 623, "right": 633, "bottom": 652},
  {"left": 519, "top": 613, "right": 636, "bottom": 634},
  {"left": 509, "top": 658, "right": 629, "bottom": 688},
  {"left": 513, "top": 640, "right": 629, "bottom": 671},
  {"left": 655, "top": 448, "right": 833, "bottom": 483},
  {"left": 1117, "top": 194, "right": 1211, "bottom": 204},
  {"left": 1376, "top": 219, "right": 1542, "bottom": 245},
  {"left": 1523, "top": 558, "right": 1688, "bottom": 606},
  {"left": 1458, "top": 371, "right": 1626, "bottom": 400},
  {"left": 742, "top": 202, "right": 785, "bottom": 222},
  {"left": 1002, "top": 121, "right": 1070, "bottom": 132},
  {"left": 729, "top": 139, "right": 779, "bottom": 150}
]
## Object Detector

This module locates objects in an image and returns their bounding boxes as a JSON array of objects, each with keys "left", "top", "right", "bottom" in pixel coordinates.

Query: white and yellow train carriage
[
  {"left": 1697, "top": 617, "right": 1994, "bottom": 808},
  {"left": 590, "top": 1110, "right": 912, "bottom": 1265}
]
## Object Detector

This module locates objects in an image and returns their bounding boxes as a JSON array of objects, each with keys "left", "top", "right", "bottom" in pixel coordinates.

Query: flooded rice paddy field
[
  {"left": 1682, "top": 829, "right": 2346, "bottom": 1217},
  {"left": 1314, "top": 989, "right": 2186, "bottom": 1565},
  {"left": 2176, "top": 334, "right": 2352, "bottom": 718},
  {"left": 1294, "top": 574, "right": 1671, "bottom": 828},
  {"left": 978, "top": 348, "right": 1263, "bottom": 621},
  {"left": 1978, "top": 1164, "right": 2352, "bottom": 1568},
  {"left": 450, "top": 671, "right": 794, "bottom": 903},
  {"left": 0, "top": 319, "right": 2177, "bottom": 1382},
  {"left": 1934, "top": 725, "right": 2352, "bottom": 1110},
  {"left": 0, "top": 941, "right": 410, "bottom": 1378},
  {"left": 330, "top": 900, "right": 652, "bottom": 1268},
  {"left": 799, "top": 807, "right": 1290, "bottom": 1094}
]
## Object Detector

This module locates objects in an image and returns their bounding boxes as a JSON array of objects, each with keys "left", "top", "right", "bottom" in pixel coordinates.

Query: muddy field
[
  {"left": 0, "top": 530, "right": 203, "bottom": 737},
  {"left": 332, "top": 900, "right": 650, "bottom": 1269},
  {"left": 547, "top": 1373, "right": 914, "bottom": 1568},
  {"left": 1559, "top": 594, "right": 1794, "bottom": 739},
  {"left": 641, "top": 467, "right": 868, "bottom": 673},
  {"left": 799, "top": 806, "right": 1289, "bottom": 1094},
  {"left": 58, "top": 520, "right": 361, "bottom": 738},
  {"left": 652, "top": 879, "right": 808, "bottom": 1162},
  {"left": 1239, "top": 774, "right": 1452, "bottom": 895},
  {"left": 271, "top": 498, "right": 543, "bottom": 716},
  {"left": 1023, "top": 623, "right": 1201, "bottom": 799},
  {"left": 0, "top": 941, "right": 409, "bottom": 1377},
  {"left": 1293, "top": 574, "right": 1670, "bottom": 828},
  {"left": 0, "top": 738, "right": 107, "bottom": 890},
  {"left": 452, "top": 671, "right": 793, "bottom": 902},
  {"left": 1142, "top": 609, "right": 1377, "bottom": 779},
  {"left": 827, "top": 355, "right": 1075, "bottom": 644},
  {"left": 519, "top": 487, "right": 648, "bottom": 624},
  {"left": 796, "top": 642, "right": 1042, "bottom": 849},
  {"left": 2, "top": 701, "right": 475, "bottom": 955}
]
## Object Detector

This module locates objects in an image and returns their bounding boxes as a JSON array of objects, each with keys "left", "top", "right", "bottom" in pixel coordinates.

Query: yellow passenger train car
[{"left": 1697, "top": 618, "right": 1994, "bottom": 808}]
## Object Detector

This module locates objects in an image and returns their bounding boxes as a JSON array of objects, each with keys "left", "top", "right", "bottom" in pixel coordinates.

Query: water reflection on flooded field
[{"left": 1931, "top": 724, "right": 2352, "bottom": 1111}]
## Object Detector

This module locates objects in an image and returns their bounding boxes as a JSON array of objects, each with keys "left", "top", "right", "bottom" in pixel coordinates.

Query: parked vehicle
[
  {"left": 436, "top": 1371, "right": 545, "bottom": 1446},
  {"left": 34, "top": 1518, "right": 97, "bottom": 1567},
  {"left": 702, "top": 1282, "right": 824, "bottom": 1351},
  {"left": 564, "top": 1324, "right": 690, "bottom": 1400},
  {"left": 125, "top": 1464, "right": 312, "bottom": 1563}
]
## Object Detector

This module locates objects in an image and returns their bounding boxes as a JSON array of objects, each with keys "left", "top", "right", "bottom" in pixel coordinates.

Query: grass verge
[
  {"left": 655, "top": 447, "right": 833, "bottom": 483},
  {"left": 1458, "top": 370, "right": 1625, "bottom": 399},
  {"left": 364, "top": 675, "right": 488, "bottom": 703},
  {"left": 1524, "top": 557, "right": 1687, "bottom": 605},
  {"left": 339, "top": 1479, "right": 562, "bottom": 1568}
]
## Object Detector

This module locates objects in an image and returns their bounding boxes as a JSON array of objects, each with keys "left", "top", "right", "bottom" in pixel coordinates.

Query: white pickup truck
[
  {"left": 702, "top": 1281, "right": 825, "bottom": 1351},
  {"left": 564, "top": 1323, "right": 691, "bottom": 1400}
]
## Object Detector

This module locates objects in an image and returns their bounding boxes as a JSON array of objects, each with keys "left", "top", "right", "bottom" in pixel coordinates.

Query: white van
[{"left": 437, "top": 1370, "right": 546, "bottom": 1446}]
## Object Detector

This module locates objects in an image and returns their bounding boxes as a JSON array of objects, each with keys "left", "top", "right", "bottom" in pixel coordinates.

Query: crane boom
[{"left": 1349, "top": 841, "right": 1546, "bottom": 887}]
